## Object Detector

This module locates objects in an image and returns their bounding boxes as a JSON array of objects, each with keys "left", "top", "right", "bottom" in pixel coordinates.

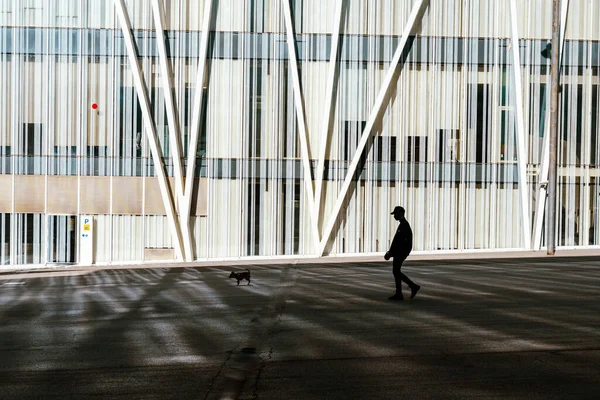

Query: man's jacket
[{"left": 389, "top": 219, "right": 413, "bottom": 259}]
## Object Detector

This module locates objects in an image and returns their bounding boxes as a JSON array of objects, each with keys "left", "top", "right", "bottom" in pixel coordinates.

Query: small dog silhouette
[{"left": 229, "top": 269, "right": 251, "bottom": 285}]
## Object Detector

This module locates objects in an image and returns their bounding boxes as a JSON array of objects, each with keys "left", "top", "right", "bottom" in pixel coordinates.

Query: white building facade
[{"left": 0, "top": 0, "right": 599, "bottom": 266}]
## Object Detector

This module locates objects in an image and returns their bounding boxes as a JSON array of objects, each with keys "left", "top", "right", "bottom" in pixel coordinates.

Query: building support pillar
[
  {"left": 318, "top": 0, "right": 430, "bottom": 256},
  {"left": 281, "top": 0, "right": 321, "bottom": 250},
  {"left": 509, "top": 0, "right": 532, "bottom": 249},
  {"left": 314, "top": 0, "right": 345, "bottom": 232},
  {"left": 151, "top": 0, "right": 190, "bottom": 260},
  {"left": 113, "top": 0, "right": 185, "bottom": 261},
  {"left": 180, "top": 0, "right": 215, "bottom": 261}
]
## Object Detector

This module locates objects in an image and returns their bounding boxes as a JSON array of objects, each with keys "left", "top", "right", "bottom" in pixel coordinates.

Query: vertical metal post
[{"left": 547, "top": 0, "right": 561, "bottom": 255}]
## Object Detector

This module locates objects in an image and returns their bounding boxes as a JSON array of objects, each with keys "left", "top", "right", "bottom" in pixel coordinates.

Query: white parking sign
[{"left": 79, "top": 215, "right": 94, "bottom": 264}]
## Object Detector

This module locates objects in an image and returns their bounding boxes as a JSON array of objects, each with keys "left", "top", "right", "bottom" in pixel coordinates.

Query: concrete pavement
[{"left": 1, "top": 257, "right": 600, "bottom": 399}]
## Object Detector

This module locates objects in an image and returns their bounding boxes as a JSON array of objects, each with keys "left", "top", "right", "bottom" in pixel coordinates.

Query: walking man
[{"left": 385, "top": 206, "right": 421, "bottom": 300}]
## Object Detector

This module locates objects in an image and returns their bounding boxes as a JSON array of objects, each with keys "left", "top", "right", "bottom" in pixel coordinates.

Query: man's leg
[
  {"left": 390, "top": 259, "right": 405, "bottom": 300},
  {"left": 398, "top": 271, "right": 416, "bottom": 288},
  {"left": 401, "top": 272, "right": 421, "bottom": 298},
  {"left": 397, "top": 260, "right": 421, "bottom": 299}
]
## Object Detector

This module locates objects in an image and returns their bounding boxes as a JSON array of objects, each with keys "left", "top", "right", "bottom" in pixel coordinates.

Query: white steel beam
[
  {"left": 113, "top": 0, "right": 185, "bottom": 260},
  {"left": 509, "top": 0, "right": 532, "bottom": 249},
  {"left": 281, "top": 0, "right": 320, "bottom": 250},
  {"left": 180, "top": 0, "right": 214, "bottom": 261},
  {"left": 150, "top": 0, "right": 191, "bottom": 259},
  {"left": 318, "top": 0, "right": 429, "bottom": 256},
  {"left": 532, "top": 0, "right": 570, "bottom": 249},
  {"left": 150, "top": 0, "right": 184, "bottom": 201},
  {"left": 314, "top": 0, "right": 345, "bottom": 231}
]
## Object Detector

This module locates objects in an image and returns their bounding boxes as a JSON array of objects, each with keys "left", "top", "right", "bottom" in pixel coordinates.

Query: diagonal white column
[
  {"left": 509, "top": 0, "right": 532, "bottom": 249},
  {"left": 318, "top": 0, "right": 429, "bottom": 256},
  {"left": 314, "top": 0, "right": 345, "bottom": 232},
  {"left": 151, "top": 0, "right": 184, "bottom": 201},
  {"left": 113, "top": 0, "right": 185, "bottom": 260},
  {"left": 532, "top": 0, "right": 570, "bottom": 249},
  {"left": 150, "top": 0, "right": 191, "bottom": 260},
  {"left": 180, "top": 0, "right": 214, "bottom": 261},
  {"left": 281, "top": 0, "right": 320, "bottom": 250}
]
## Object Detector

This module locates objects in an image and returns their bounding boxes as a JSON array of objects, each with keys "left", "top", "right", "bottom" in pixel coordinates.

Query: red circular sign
[{"left": 92, "top": 103, "right": 98, "bottom": 110}]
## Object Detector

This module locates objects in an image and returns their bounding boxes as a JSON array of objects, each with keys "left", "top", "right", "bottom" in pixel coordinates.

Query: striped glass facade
[{"left": 1, "top": 0, "right": 599, "bottom": 266}]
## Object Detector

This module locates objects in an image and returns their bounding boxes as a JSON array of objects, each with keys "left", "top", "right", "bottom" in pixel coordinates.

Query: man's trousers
[{"left": 393, "top": 256, "right": 417, "bottom": 293}]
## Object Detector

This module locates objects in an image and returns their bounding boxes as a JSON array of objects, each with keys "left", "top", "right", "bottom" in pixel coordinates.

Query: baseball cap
[{"left": 391, "top": 206, "right": 405, "bottom": 215}]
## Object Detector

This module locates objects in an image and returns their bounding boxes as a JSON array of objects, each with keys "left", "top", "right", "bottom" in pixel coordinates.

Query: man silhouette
[{"left": 385, "top": 206, "right": 421, "bottom": 300}]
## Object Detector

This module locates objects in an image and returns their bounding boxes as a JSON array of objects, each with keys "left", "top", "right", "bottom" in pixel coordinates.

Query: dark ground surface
[{"left": 1, "top": 257, "right": 600, "bottom": 399}]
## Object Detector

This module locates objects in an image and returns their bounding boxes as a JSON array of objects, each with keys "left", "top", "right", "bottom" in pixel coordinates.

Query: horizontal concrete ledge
[{"left": 3, "top": 248, "right": 600, "bottom": 279}]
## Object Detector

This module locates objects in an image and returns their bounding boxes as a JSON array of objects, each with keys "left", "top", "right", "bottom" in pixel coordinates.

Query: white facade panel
[
  {"left": 112, "top": 215, "right": 144, "bottom": 262},
  {"left": 2, "top": 0, "right": 600, "bottom": 267}
]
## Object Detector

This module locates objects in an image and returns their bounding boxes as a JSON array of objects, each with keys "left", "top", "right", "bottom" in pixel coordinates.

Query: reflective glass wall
[{"left": 0, "top": 0, "right": 599, "bottom": 266}]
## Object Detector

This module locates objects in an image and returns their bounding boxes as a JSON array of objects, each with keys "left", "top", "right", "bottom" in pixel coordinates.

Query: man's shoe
[
  {"left": 388, "top": 294, "right": 404, "bottom": 301},
  {"left": 410, "top": 285, "right": 421, "bottom": 299}
]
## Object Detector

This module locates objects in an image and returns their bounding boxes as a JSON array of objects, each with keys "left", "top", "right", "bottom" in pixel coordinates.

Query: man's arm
[{"left": 384, "top": 232, "right": 398, "bottom": 260}]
